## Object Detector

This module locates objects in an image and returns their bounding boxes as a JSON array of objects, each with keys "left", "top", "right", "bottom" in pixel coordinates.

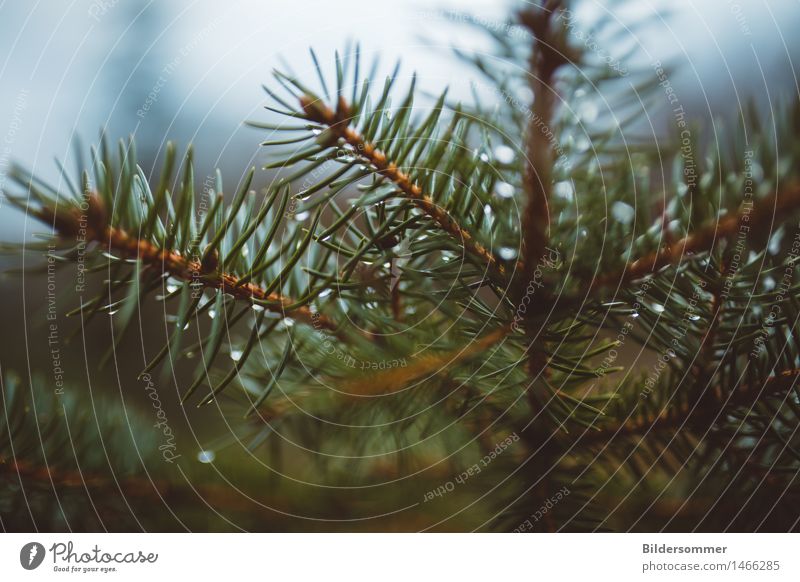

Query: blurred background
[{"left": 1, "top": 0, "right": 799, "bottom": 529}]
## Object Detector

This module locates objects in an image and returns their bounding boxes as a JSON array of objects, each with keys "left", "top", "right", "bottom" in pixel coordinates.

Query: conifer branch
[
  {"left": 2, "top": 458, "right": 282, "bottom": 518},
  {"left": 42, "top": 193, "right": 336, "bottom": 332},
  {"left": 594, "top": 183, "right": 800, "bottom": 288},
  {"left": 582, "top": 369, "right": 800, "bottom": 443},
  {"left": 298, "top": 96, "right": 508, "bottom": 279}
]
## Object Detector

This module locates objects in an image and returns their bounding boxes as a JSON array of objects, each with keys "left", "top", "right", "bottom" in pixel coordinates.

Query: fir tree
[{"left": 2, "top": 1, "right": 800, "bottom": 531}]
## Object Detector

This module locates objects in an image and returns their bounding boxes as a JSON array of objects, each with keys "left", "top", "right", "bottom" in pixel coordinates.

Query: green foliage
[{"left": 3, "top": 0, "right": 800, "bottom": 531}]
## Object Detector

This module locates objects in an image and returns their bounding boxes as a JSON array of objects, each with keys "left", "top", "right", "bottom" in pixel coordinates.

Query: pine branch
[
  {"left": 1, "top": 457, "right": 289, "bottom": 521},
  {"left": 298, "top": 96, "right": 509, "bottom": 279},
  {"left": 29, "top": 192, "right": 336, "bottom": 332},
  {"left": 583, "top": 369, "right": 800, "bottom": 443},
  {"left": 594, "top": 183, "right": 800, "bottom": 288}
]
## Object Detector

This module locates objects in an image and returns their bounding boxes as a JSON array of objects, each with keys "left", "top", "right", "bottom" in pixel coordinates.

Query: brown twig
[
  {"left": 299, "top": 96, "right": 508, "bottom": 280},
  {"left": 581, "top": 369, "right": 800, "bottom": 443},
  {"left": 517, "top": 3, "right": 570, "bottom": 381},
  {"left": 518, "top": 3, "right": 568, "bottom": 280},
  {"left": 43, "top": 195, "right": 337, "bottom": 332},
  {"left": 1, "top": 458, "right": 282, "bottom": 519},
  {"left": 593, "top": 184, "right": 800, "bottom": 289}
]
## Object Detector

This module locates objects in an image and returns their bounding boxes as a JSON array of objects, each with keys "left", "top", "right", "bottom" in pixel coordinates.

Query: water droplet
[
  {"left": 498, "top": 247, "right": 518, "bottom": 260},
  {"left": 652, "top": 303, "right": 665, "bottom": 313},
  {"left": 494, "top": 182, "right": 515, "bottom": 199},
  {"left": 197, "top": 450, "right": 215, "bottom": 464},
  {"left": 294, "top": 211, "right": 310, "bottom": 222},
  {"left": 208, "top": 309, "right": 216, "bottom": 319},
  {"left": 750, "top": 162, "right": 764, "bottom": 182},
  {"left": 166, "top": 277, "right": 181, "bottom": 294},
  {"left": 484, "top": 204, "right": 493, "bottom": 217},
  {"left": 769, "top": 228, "right": 785, "bottom": 255},
  {"left": 230, "top": 349, "right": 243, "bottom": 362},
  {"left": 574, "top": 135, "right": 591, "bottom": 152},
  {"left": 493, "top": 145, "right": 515, "bottom": 165},
  {"left": 312, "top": 128, "right": 322, "bottom": 136},
  {"left": 251, "top": 304, "right": 264, "bottom": 312},
  {"left": 578, "top": 100, "right": 599, "bottom": 123},
  {"left": 441, "top": 251, "right": 456, "bottom": 263},
  {"left": 688, "top": 314, "right": 701, "bottom": 321},
  {"left": 319, "top": 288, "right": 333, "bottom": 299},
  {"left": 630, "top": 312, "right": 639, "bottom": 318},
  {"left": 479, "top": 152, "right": 490, "bottom": 163},
  {"left": 611, "top": 201, "right": 635, "bottom": 224},
  {"left": 763, "top": 276, "right": 776, "bottom": 291},
  {"left": 241, "top": 246, "right": 249, "bottom": 257},
  {"left": 554, "top": 181, "right": 574, "bottom": 201}
]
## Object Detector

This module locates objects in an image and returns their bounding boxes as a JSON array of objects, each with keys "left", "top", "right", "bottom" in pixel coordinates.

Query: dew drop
[
  {"left": 688, "top": 314, "right": 701, "bottom": 321},
  {"left": 651, "top": 303, "right": 665, "bottom": 313},
  {"left": 208, "top": 309, "right": 216, "bottom": 319},
  {"left": 498, "top": 247, "right": 518, "bottom": 260},
  {"left": 750, "top": 162, "right": 764, "bottom": 182},
  {"left": 197, "top": 450, "right": 215, "bottom": 464},
  {"left": 479, "top": 152, "right": 490, "bottom": 163},
  {"left": 574, "top": 135, "right": 591, "bottom": 152},
  {"left": 554, "top": 181, "right": 574, "bottom": 201},
  {"left": 768, "top": 228, "right": 785, "bottom": 255},
  {"left": 611, "top": 201, "right": 635, "bottom": 224},
  {"left": 493, "top": 145, "right": 515, "bottom": 165},
  {"left": 578, "top": 100, "right": 599, "bottom": 123},
  {"left": 319, "top": 288, "right": 333, "bottom": 299},
  {"left": 294, "top": 211, "right": 310, "bottom": 222},
  {"left": 230, "top": 349, "right": 243, "bottom": 362},
  {"left": 494, "top": 181, "right": 515, "bottom": 199},
  {"left": 763, "top": 276, "right": 776, "bottom": 291},
  {"left": 251, "top": 304, "right": 265, "bottom": 312},
  {"left": 484, "top": 204, "right": 493, "bottom": 217}
]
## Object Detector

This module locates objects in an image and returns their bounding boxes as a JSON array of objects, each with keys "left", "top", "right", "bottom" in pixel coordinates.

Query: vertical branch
[{"left": 518, "top": 2, "right": 569, "bottom": 377}]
